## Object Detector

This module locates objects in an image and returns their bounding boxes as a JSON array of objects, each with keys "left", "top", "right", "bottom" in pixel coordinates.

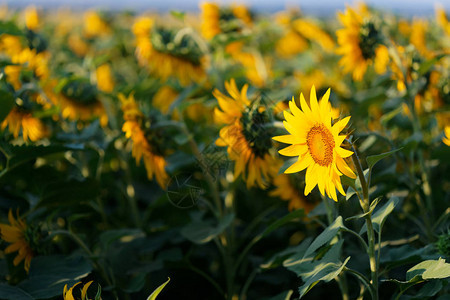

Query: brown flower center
[{"left": 306, "top": 124, "right": 335, "bottom": 166}]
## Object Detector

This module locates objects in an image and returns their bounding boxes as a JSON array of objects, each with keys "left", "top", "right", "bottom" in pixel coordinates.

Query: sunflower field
[{"left": 0, "top": 2, "right": 449, "bottom": 299}]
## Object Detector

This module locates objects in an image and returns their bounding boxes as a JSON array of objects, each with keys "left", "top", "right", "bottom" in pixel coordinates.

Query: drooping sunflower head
[
  {"left": 0, "top": 210, "right": 41, "bottom": 272},
  {"left": 151, "top": 27, "right": 203, "bottom": 66},
  {"left": 119, "top": 93, "right": 169, "bottom": 188},
  {"left": 273, "top": 86, "right": 356, "bottom": 201},
  {"left": 133, "top": 23, "right": 206, "bottom": 86},
  {"left": 336, "top": 5, "right": 388, "bottom": 81},
  {"left": 56, "top": 77, "right": 108, "bottom": 127},
  {"left": 200, "top": 1, "right": 253, "bottom": 40},
  {"left": 214, "top": 79, "right": 279, "bottom": 188}
]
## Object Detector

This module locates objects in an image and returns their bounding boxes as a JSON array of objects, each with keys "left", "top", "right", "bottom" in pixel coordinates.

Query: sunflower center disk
[{"left": 306, "top": 124, "right": 335, "bottom": 166}]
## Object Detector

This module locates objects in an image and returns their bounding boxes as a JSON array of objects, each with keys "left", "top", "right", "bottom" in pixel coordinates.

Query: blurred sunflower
[
  {"left": 214, "top": 79, "right": 278, "bottom": 188},
  {"left": 0, "top": 210, "right": 35, "bottom": 272},
  {"left": 270, "top": 174, "right": 316, "bottom": 212},
  {"left": 436, "top": 6, "right": 450, "bottom": 36},
  {"left": 57, "top": 78, "right": 108, "bottom": 127},
  {"left": 24, "top": 5, "right": 40, "bottom": 31},
  {"left": 83, "top": 11, "right": 110, "bottom": 38},
  {"left": 200, "top": 2, "right": 252, "bottom": 40},
  {"left": 443, "top": 126, "right": 450, "bottom": 146},
  {"left": 133, "top": 17, "right": 206, "bottom": 86},
  {"left": 120, "top": 93, "right": 168, "bottom": 188},
  {"left": 336, "top": 4, "right": 389, "bottom": 81},
  {"left": 410, "top": 19, "right": 433, "bottom": 59},
  {"left": 96, "top": 63, "right": 115, "bottom": 93},
  {"left": 273, "top": 86, "right": 356, "bottom": 201},
  {"left": 1, "top": 107, "right": 47, "bottom": 142},
  {"left": 63, "top": 281, "right": 93, "bottom": 300}
]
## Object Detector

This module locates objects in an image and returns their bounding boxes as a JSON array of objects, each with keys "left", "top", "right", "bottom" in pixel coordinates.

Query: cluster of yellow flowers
[{"left": 0, "top": 2, "right": 449, "bottom": 285}]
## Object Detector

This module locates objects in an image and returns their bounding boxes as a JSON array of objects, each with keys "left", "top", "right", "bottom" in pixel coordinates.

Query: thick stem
[{"left": 350, "top": 144, "right": 379, "bottom": 300}]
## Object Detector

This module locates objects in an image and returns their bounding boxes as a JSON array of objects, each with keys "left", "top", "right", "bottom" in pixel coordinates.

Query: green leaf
[
  {"left": 0, "top": 21, "right": 23, "bottom": 36},
  {"left": 360, "top": 197, "right": 399, "bottom": 234},
  {"left": 95, "top": 284, "right": 102, "bottom": 300},
  {"left": 366, "top": 148, "right": 402, "bottom": 169},
  {"left": 99, "top": 229, "right": 145, "bottom": 249},
  {"left": 17, "top": 255, "right": 92, "bottom": 299},
  {"left": 0, "top": 284, "right": 34, "bottom": 300},
  {"left": 418, "top": 54, "right": 447, "bottom": 76},
  {"left": 407, "top": 258, "right": 450, "bottom": 281},
  {"left": 303, "top": 216, "right": 346, "bottom": 258},
  {"left": 261, "top": 209, "right": 304, "bottom": 238},
  {"left": 147, "top": 277, "right": 170, "bottom": 300},
  {"left": 0, "top": 143, "right": 85, "bottom": 178},
  {"left": 262, "top": 238, "right": 312, "bottom": 269},
  {"left": 181, "top": 214, "right": 234, "bottom": 244},
  {"left": 345, "top": 197, "right": 381, "bottom": 221},
  {"left": 413, "top": 280, "right": 443, "bottom": 299},
  {"left": 298, "top": 257, "right": 350, "bottom": 298},
  {"left": 38, "top": 178, "right": 100, "bottom": 208},
  {"left": 0, "top": 90, "right": 15, "bottom": 123}
]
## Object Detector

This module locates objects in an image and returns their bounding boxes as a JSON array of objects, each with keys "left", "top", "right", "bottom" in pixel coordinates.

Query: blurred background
[{"left": 6, "top": 0, "right": 450, "bottom": 16}]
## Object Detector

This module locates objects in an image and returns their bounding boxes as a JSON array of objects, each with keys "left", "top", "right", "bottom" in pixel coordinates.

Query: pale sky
[{"left": 5, "top": 0, "right": 450, "bottom": 16}]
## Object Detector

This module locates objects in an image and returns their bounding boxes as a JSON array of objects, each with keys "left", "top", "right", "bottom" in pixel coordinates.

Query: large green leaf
[
  {"left": 0, "top": 90, "right": 15, "bottom": 123},
  {"left": 360, "top": 197, "right": 399, "bottom": 234},
  {"left": 0, "top": 143, "right": 84, "bottom": 178},
  {"left": 303, "top": 216, "right": 347, "bottom": 258},
  {"left": 147, "top": 277, "right": 170, "bottom": 300},
  {"left": 366, "top": 148, "right": 402, "bottom": 169},
  {"left": 407, "top": 258, "right": 450, "bottom": 281},
  {"left": 0, "top": 284, "right": 34, "bottom": 300},
  {"left": 16, "top": 255, "right": 92, "bottom": 298},
  {"left": 37, "top": 178, "right": 100, "bottom": 208},
  {"left": 181, "top": 214, "right": 234, "bottom": 244}
]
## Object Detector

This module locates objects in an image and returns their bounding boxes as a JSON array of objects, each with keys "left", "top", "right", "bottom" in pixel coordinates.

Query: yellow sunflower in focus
[
  {"left": 273, "top": 86, "right": 356, "bottom": 201},
  {"left": 1, "top": 107, "right": 47, "bottom": 142},
  {"left": 0, "top": 210, "right": 34, "bottom": 272},
  {"left": 270, "top": 174, "right": 316, "bottom": 212},
  {"left": 214, "top": 79, "right": 279, "bottom": 188},
  {"left": 336, "top": 4, "right": 389, "bottom": 81},
  {"left": 63, "top": 281, "right": 93, "bottom": 300},
  {"left": 120, "top": 93, "right": 169, "bottom": 188}
]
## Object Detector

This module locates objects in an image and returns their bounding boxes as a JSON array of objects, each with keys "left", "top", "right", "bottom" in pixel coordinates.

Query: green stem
[
  {"left": 350, "top": 144, "right": 378, "bottom": 300},
  {"left": 323, "top": 196, "right": 349, "bottom": 300}
]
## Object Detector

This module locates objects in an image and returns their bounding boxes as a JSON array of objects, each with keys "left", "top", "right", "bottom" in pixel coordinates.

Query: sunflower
[
  {"left": 1, "top": 107, "right": 47, "bottom": 142},
  {"left": 63, "top": 281, "right": 93, "bottom": 300},
  {"left": 443, "top": 126, "right": 450, "bottom": 146},
  {"left": 57, "top": 78, "right": 108, "bottom": 127},
  {"left": 200, "top": 2, "right": 252, "bottom": 40},
  {"left": 83, "top": 11, "right": 110, "bottom": 38},
  {"left": 410, "top": 19, "right": 433, "bottom": 59},
  {"left": 270, "top": 174, "right": 316, "bottom": 212},
  {"left": 96, "top": 64, "right": 115, "bottom": 93},
  {"left": 133, "top": 18, "right": 205, "bottom": 86},
  {"left": 24, "top": 5, "right": 40, "bottom": 31},
  {"left": 214, "top": 79, "right": 278, "bottom": 188},
  {"left": 336, "top": 4, "right": 389, "bottom": 81},
  {"left": 273, "top": 86, "right": 356, "bottom": 201},
  {"left": 0, "top": 210, "right": 35, "bottom": 272},
  {"left": 120, "top": 93, "right": 168, "bottom": 188},
  {"left": 436, "top": 6, "right": 450, "bottom": 36}
]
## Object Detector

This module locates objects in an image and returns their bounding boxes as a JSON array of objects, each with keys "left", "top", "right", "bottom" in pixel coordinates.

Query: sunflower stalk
[{"left": 350, "top": 143, "right": 379, "bottom": 300}]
